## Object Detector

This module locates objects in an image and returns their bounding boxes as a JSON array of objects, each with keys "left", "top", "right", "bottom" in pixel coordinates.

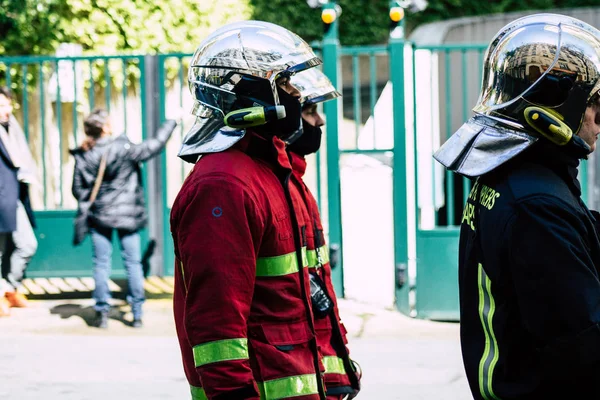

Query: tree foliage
[
  {"left": 407, "top": 0, "right": 600, "bottom": 29},
  {"left": 2, "top": 0, "right": 600, "bottom": 56},
  {"left": 250, "top": 0, "right": 600, "bottom": 46},
  {"left": 249, "top": 0, "right": 391, "bottom": 46},
  {"left": 0, "top": 0, "right": 252, "bottom": 56}
]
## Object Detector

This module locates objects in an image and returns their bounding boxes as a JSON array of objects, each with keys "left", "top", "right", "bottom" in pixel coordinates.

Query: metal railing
[{"left": 0, "top": 54, "right": 147, "bottom": 211}]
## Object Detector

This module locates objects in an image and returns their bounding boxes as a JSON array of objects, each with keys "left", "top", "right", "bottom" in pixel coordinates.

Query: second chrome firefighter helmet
[
  {"left": 287, "top": 68, "right": 341, "bottom": 156},
  {"left": 292, "top": 67, "right": 341, "bottom": 106},
  {"left": 434, "top": 14, "right": 600, "bottom": 177},
  {"left": 178, "top": 20, "right": 322, "bottom": 163}
]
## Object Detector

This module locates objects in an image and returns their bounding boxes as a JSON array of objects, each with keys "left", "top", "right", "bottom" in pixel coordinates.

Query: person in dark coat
[
  {"left": 71, "top": 108, "right": 176, "bottom": 328},
  {"left": 0, "top": 86, "right": 38, "bottom": 313}
]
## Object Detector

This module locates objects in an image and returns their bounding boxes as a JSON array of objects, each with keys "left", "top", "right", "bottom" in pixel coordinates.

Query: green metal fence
[
  {"left": 3, "top": 39, "right": 591, "bottom": 318},
  {"left": 409, "top": 44, "right": 487, "bottom": 320},
  {"left": 157, "top": 53, "right": 193, "bottom": 277},
  {"left": 0, "top": 54, "right": 150, "bottom": 277}
]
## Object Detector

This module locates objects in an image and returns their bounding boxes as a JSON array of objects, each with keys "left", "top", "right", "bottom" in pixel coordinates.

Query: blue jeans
[
  {"left": 90, "top": 227, "right": 145, "bottom": 320},
  {"left": 0, "top": 201, "right": 38, "bottom": 291}
]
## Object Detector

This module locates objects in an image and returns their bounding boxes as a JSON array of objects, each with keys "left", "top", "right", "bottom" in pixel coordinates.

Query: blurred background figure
[
  {"left": 0, "top": 86, "right": 38, "bottom": 315},
  {"left": 71, "top": 109, "right": 177, "bottom": 329}
]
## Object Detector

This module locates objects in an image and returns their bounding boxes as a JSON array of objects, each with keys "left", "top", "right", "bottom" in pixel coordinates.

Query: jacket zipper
[
  {"left": 310, "top": 204, "right": 360, "bottom": 391},
  {"left": 283, "top": 173, "right": 326, "bottom": 399}
]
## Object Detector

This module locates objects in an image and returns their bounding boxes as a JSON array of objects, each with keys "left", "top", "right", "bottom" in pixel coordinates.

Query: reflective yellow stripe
[
  {"left": 190, "top": 385, "right": 208, "bottom": 400},
  {"left": 193, "top": 338, "right": 249, "bottom": 367},
  {"left": 191, "top": 374, "right": 319, "bottom": 400},
  {"left": 307, "top": 246, "right": 330, "bottom": 267},
  {"left": 258, "top": 374, "right": 319, "bottom": 399},
  {"left": 477, "top": 263, "right": 500, "bottom": 400},
  {"left": 256, "top": 248, "right": 308, "bottom": 277},
  {"left": 323, "top": 356, "right": 346, "bottom": 374}
]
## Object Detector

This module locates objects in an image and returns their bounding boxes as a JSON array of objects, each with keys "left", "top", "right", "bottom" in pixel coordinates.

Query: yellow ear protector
[
  {"left": 524, "top": 106, "right": 573, "bottom": 146},
  {"left": 224, "top": 105, "right": 286, "bottom": 129}
]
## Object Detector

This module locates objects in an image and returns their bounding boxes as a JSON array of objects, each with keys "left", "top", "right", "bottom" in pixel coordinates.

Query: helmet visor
[{"left": 189, "top": 71, "right": 277, "bottom": 117}]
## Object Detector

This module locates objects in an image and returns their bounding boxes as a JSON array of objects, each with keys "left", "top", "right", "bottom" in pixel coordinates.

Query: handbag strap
[{"left": 89, "top": 152, "right": 108, "bottom": 204}]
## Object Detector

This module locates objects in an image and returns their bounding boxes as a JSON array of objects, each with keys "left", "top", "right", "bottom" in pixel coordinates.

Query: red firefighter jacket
[
  {"left": 171, "top": 132, "right": 327, "bottom": 400},
  {"left": 289, "top": 152, "right": 361, "bottom": 396}
]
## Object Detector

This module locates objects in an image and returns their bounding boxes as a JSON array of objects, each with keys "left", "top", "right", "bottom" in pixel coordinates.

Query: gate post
[
  {"left": 321, "top": 1, "right": 344, "bottom": 297},
  {"left": 389, "top": 2, "right": 411, "bottom": 314},
  {"left": 142, "top": 54, "right": 165, "bottom": 276}
]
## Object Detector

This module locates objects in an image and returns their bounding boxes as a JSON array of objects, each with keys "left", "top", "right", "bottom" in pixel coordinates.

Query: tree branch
[{"left": 91, "top": 0, "right": 131, "bottom": 49}]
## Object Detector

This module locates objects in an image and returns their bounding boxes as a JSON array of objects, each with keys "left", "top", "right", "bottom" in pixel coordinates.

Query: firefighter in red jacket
[
  {"left": 170, "top": 21, "right": 328, "bottom": 399},
  {"left": 288, "top": 69, "right": 362, "bottom": 399}
]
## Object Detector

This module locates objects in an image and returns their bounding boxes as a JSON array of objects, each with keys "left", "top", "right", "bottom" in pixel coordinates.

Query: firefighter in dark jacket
[
  {"left": 71, "top": 109, "right": 176, "bottom": 328},
  {"left": 434, "top": 14, "right": 600, "bottom": 399},
  {"left": 289, "top": 68, "right": 361, "bottom": 399},
  {"left": 170, "top": 21, "right": 328, "bottom": 399}
]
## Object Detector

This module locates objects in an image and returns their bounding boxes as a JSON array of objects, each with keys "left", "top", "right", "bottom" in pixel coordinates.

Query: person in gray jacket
[{"left": 71, "top": 109, "right": 176, "bottom": 329}]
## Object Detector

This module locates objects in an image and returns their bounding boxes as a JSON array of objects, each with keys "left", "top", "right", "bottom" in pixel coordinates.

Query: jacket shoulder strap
[{"left": 89, "top": 152, "right": 108, "bottom": 204}]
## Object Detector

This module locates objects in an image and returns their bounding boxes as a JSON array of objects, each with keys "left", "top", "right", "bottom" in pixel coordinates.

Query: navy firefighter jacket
[{"left": 458, "top": 139, "right": 600, "bottom": 399}]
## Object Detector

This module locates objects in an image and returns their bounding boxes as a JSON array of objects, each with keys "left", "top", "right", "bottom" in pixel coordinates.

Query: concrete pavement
[{"left": 0, "top": 298, "right": 471, "bottom": 399}]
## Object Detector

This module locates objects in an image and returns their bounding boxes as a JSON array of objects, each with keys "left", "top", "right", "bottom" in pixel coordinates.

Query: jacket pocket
[
  {"left": 249, "top": 320, "right": 321, "bottom": 398},
  {"left": 339, "top": 321, "right": 349, "bottom": 345}
]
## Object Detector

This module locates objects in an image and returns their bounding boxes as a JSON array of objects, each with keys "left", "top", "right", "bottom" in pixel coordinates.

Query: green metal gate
[
  {"left": 409, "top": 44, "right": 488, "bottom": 320},
  {"left": 4, "top": 36, "right": 591, "bottom": 318},
  {"left": 0, "top": 54, "right": 151, "bottom": 278},
  {"left": 322, "top": 33, "right": 592, "bottom": 319}
]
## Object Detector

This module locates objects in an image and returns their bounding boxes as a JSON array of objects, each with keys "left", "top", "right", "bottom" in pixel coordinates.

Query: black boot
[
  {"left": 95, "top": 311, "right": 109, "bottom": 329},
  {"left": 132, "top": 319, "right": 143, "bottom": 328}
]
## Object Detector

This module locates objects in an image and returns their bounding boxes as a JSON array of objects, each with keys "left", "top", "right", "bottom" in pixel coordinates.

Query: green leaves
[
  {"left": 2, "top": 0, "right": 600, "bottom": 56},
  {"left": 1, "top": 0, "right": 252, "bottom": 56}
]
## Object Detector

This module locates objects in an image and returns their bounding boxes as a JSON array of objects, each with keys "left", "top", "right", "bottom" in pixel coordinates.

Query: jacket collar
[
  {"left": 289, "top": 151, "right": 307, "bottom": 179},
  {"left": 520, "top": 136, "right": 589, "bottom": 197},
  {"left": 234, "top": 131, "right": 292, "bottom": 175}
]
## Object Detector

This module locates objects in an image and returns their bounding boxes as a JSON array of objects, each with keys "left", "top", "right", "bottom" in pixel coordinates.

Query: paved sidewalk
[{"left": 0, "top": 299, "right": 471, "bottom": 399}]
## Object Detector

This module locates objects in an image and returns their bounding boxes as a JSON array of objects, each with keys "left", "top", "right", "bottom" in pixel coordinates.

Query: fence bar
[
  {"left": 88, "top": 61, "right": 95, "bottom": 110},
  {"left": 340, "top": 148, "right": 393, "bottom": 154},
  {"left": 412, "top": 45, "right": 420, "bottom": 230},
  {"left": 369, "top": 54, "right": 377, "bottom": 149},
  {"left": 39, "top": 62, "right": 47, "bottom": 208},
  {"left": 461, "top": 50, "right": 471, "bottom": 204},
  {"left": 6, "top": 64, "right": 11, "bottom": 88},
  {"left": 21, "top": 65, "right": 29, "bottom": 140},
  {"left": 414, "top": 43, "right": 487, "bottom": 51},
  {"left": 72, "top": 60, "right": 78, "bottom": 144},
  {"left": 179, "top": 57, "right": 186, "bottom": 183},
  {"left": 340, "top": 45, "right": 388, "bottom": 56},
  {"left": 352, "top": 55, "right": 361, "bottom": 148},
  {"left": 122, "top": 59, "right": 128, "bottom": 134},
  {"left": 55, "top": 60, "right": 63, "bottom": 208},
  {"left": 444, "top": 50, "right": 455, "bottom": 225},
  {"left": 104, "top": 61, "right": 111, "bottom": 111}
]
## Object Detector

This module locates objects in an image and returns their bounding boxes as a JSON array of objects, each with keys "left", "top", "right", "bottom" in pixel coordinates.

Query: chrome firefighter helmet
[
  {"left": 292, "top": 67, "right": 341, "bottom": 106},
  {"left": 178, "top": 20, "right": 322, "bottom": 163},
  {"left": 434, "top": 14, "right": 600, "bottom": 178}
]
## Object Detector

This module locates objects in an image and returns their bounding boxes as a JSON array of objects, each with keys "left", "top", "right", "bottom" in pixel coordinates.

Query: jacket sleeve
[
  {"left": 72, "top": 161, "right": 85, "bottom": 201},
  {"left": 508, "top": 195, "right": 600, "bottom": 376},
  {"left": 125, "top": 119, "right": 176, "bottom": 162},
  {"left": 174, "top": 175, "right": 264, "bottom": 399}
]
